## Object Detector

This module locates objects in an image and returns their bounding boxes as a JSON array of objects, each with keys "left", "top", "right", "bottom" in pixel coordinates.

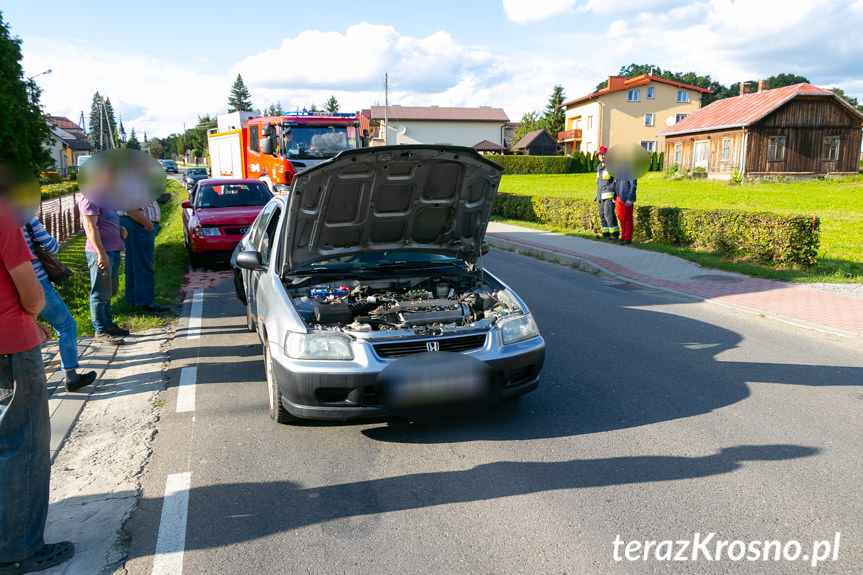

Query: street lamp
[{"left": 27, "top": 69, "right": 52, "bottom": 82}]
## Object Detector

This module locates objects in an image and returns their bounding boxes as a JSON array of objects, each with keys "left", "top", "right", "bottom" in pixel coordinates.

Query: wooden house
[
  {"left": 660, "top": 82, "right": 863, "bottom": 178},
  {"left": 512, "top": 129, "right": 558, "bottom": 155}
]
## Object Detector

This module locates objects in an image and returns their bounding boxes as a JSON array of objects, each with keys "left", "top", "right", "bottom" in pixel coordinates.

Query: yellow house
[{"left": 558, "top": 75, "right": 710, "bottom": 155}]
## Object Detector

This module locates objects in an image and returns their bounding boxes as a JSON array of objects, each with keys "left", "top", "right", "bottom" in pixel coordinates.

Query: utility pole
[{"left": 384, "top": 73, "right": 388, "bottom": 146}]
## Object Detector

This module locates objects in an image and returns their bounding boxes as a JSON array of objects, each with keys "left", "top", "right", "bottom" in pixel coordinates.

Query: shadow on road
[{"left": 116, "top": 443, "right": 816, "bottom": 554}]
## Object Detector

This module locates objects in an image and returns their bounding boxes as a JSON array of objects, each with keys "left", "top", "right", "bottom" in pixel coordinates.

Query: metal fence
[{"left": 39, "top": 192, "right": 82, "bottom": 246}]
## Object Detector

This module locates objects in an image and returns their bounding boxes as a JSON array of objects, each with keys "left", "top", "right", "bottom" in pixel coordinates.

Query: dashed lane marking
[
  {"left": 151, "top": 471, "right": 192, "bottom": 575},
  {"left": 176, "top": 367, "right": 197, "bottom": 413},
  {"left": 187, "top": 289, "right": 203, "bottom": 339}
]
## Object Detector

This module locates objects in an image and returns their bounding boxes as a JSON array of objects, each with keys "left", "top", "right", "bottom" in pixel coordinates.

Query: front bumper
[{"left": 269, "top": 333, "right": 546, "bottom": 421}]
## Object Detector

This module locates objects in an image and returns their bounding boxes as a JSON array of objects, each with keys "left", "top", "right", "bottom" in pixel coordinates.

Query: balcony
[{"left": 557, "top": 129, "right": 582, "bottom": 142}]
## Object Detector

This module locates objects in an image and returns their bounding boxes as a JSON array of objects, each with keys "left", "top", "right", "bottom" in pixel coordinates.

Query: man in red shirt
[{"left": 1, "top": 167, "right": 74, "bottom": 572}]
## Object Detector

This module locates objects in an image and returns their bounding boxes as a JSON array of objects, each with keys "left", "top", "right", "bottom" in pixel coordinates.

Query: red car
[{"left": 182, "top": 178, "right": 273, "bottom": 268}]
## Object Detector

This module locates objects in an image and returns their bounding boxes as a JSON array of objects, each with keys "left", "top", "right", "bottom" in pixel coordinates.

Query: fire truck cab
[{"left": 208, "top": 111, "right": 368, "bottom": 193}]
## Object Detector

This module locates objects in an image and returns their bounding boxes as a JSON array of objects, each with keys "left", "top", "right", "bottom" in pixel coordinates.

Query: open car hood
[{"left": 281, "top": 146, "right": 503, "bottom": 273}]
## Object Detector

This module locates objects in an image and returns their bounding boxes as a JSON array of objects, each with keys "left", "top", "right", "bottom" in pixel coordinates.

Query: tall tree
[
  {"left": 830, "top": 88, "right": 863, "bottom": 113},
  {"left": 125, "top": 128, "right": 141, "bottom": 150},
  {"left": 540, "top": 85, "right": 566, "bottom": 138},
  {"left": 510, "top": 111, "right": 541, "bottom": 149},
  {"left": 228, "top": 74, "right": 254, "bottom": 112},
  {"left": 0, "top": 12, "right": 52, "bottom": 175},
  {"left": 88, "top": 93, "right": 119, "bottom": 151},
  {"left": 263, "top": 102, "right": 284, "bottom": 116},
  {"left": 324, "top": 95, "right": 340, "bottom": 114},
  {"left": 104, "top": 98, "right": 118, "bottom": 146}
]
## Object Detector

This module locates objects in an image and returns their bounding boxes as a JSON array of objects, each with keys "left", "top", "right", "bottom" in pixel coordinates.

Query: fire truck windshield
[{"left": 280, "top": 125, "right": 359, "bottom": 159}]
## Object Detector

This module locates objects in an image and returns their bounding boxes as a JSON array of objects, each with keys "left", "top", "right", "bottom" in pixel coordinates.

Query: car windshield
[
  {"left": 293, "top": 251, "right": 465, "bottom": 274},
  {"left": 187, "top": 168, "right": 207, "bottom": 175},
  {"left": 280, "top": 125, "right": 360, "bottom": 159},
  {"left": 195, "top": 183, "right": 272, "bottom": 208}
]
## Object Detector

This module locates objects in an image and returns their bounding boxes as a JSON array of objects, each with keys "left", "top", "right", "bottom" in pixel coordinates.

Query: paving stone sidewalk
[{"left": 487, "top": 221, "right": 863, "bottom": 338}]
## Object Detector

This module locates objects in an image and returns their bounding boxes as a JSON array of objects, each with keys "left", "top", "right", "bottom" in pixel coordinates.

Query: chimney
[
  {"left": 739, "top": 82, "right": 752, "bottom": 96},
  {"left": 757, "top": 78, "right": 770, "bottom": 92},
  {"left": 608, "top": 75, "right": 626, "bottom": 90}
]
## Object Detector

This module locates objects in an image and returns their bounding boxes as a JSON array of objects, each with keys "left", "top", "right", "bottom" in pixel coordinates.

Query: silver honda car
[{"left": 232, "top": 146, "right": 545, "bottom": 423}]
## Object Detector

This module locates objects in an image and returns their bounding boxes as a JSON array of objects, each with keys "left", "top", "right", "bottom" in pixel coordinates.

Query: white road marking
[
  {"left": 151, "top": 471, "right": 191, "bottom": 575},
  {"left": 187, "top": 290, "right": 203, "bottom": 339},
  {"left": 176, "top": 367, "right": 197, "bottom": 413}
]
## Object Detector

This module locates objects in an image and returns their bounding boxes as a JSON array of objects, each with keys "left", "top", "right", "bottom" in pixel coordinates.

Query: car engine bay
[{"left": 287, "top": 274, "right": 524, "bottom": 334}]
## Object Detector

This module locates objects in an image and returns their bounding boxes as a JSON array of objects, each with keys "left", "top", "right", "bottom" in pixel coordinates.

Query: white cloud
[{"left": 502, "top": 0, "right": 577, "bottom": 23}]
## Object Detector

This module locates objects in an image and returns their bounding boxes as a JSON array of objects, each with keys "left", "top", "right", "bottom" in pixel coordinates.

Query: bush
[
  {"left": 41, "top": 182, "right": 79, "bottom": 200},
  {"left": 493, "top": 155, "right": 571, "bottom": 175},
  {"left": 41, "top": 171, "right": 62, "bottom": 184},
  {"left": 492, "top": 192, "right": 820, "bottom": 267}
]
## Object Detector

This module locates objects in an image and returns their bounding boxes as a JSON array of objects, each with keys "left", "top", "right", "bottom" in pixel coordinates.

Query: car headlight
[
  {"left": 198, "top": 226, "right": 221, "bottom": 236},
  {"left": 285, "top": 332, "right": 354, "bottom": 360},
  {"left": 499, "top": 314, "right": 540, "bottom": 345}
]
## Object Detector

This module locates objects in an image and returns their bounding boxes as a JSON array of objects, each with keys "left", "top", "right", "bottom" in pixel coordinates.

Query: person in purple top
[{"left": 78, "top": 195, "right": 129, "bottom": 344}]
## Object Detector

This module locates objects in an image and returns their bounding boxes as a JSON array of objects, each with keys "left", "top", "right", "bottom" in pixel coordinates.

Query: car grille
[
  {"left": 224, "top": 227, "right": 248, "bottom": 236},
  {"left": 372, "top": 334, "right": 488, "bottom": 359}
]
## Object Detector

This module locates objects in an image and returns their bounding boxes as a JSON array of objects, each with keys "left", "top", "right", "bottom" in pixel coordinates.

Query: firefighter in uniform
[{"left": 595, "top": 146, "right": 619, "bottom": 240}]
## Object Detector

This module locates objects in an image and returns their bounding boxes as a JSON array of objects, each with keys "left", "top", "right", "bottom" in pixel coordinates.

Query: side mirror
[
  {"left": 261, "top": 137, "right": 275, "bottom": 155},
  {"left": 235, "top": 250, "right": 267, "bottom": 272},
  {"left": 481, "top": 240, "right": 490, "bottom": 256},
  {"left": 181, "top": 201, "right": 191, "bottom": 209}
]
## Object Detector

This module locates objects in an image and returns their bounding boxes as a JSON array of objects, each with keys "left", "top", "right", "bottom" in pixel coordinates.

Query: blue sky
[{"left": 6, "top": 0, "right": 863, "bottom": 138}]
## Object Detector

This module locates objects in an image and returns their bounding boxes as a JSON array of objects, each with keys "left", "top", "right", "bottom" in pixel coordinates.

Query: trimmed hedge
[
  {"left": 492, "top": 192, "right": 820, "bottom": 267},
  {"left": 41, "top": 182, "right": 79, "bottom": 200},
  {"left": 493, "top": 155, "right": 571, "bottom": 175}
]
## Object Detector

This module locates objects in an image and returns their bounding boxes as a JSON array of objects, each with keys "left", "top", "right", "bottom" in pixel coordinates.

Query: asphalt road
[{"left": 122, "top": 203, "right": 862, "bottom": 574}]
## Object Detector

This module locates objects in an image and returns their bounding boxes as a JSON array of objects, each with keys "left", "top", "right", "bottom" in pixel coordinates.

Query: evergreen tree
[
  {"left": 104, "top": 98, "right": 118, "bottom": 146},
  {"left": 324, "top": 95, "right": 340, "bottom": 114},
  {"left": 228, "top": 74, "right": 253, "bottom": 112},
  {"left": 263, "top": 102, "right": 284, "bottom": 116},
  {"left": 540, "top": 85, "right": 566, "bottom": 140},
  {"left": 0, "top": 12, "right": 52, "bottom": 175},
  {"left": 308, "top": 103, "right": 318, "bottom": 113},
  {"left": 125, "top": 128, "right": 141, "bottom": 150}
]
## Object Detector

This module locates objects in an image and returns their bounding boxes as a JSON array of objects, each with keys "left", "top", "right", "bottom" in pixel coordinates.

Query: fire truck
[{"left": 207, "top": 111, "right": 369, "bottom": 193}]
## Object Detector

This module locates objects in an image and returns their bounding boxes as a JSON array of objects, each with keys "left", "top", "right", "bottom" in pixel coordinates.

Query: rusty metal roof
[
  {"left": 369, "top": 105, "right": 509, "bottom": 122},
  {"left": 660, "top": 83, "right": 862, "bottom": 136},
  {"left": 560, "top": 74, "right": 712, "bottom": 108}
]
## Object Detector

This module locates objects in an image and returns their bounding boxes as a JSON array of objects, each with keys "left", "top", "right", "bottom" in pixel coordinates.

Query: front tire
[
  {"left": 265, "top": 341, "right": 296, "bottom": 424},
  {"left": 187, "top": 242, "right": 203, "bottom": 269}
]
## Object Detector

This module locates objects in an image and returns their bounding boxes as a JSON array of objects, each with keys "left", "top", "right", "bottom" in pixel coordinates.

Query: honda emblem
[{"left": 426, "top": 341, "right": 440, "bottom": 352}]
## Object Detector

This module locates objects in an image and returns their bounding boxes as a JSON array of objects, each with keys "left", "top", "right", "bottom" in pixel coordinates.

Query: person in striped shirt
[{"left": 23, "top": 218, "right": 97, "bottom": 392}]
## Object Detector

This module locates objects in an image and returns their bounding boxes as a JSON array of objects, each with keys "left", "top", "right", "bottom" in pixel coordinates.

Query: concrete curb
[
  {"left": 486, "top": 234, "right": 860, "bottom": 339},
  {"left": 45, "top": 339, "right": 121, "bottom": 461}
]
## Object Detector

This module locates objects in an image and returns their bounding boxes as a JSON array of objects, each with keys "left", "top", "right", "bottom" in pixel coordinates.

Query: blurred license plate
[{"left": 377, "top": 352, "right": 496, "bottom": 410}]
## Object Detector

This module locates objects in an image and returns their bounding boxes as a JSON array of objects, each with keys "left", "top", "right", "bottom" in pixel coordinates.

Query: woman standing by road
[{"left": 23, "top": 217, "right": 97, "bottom": 392}]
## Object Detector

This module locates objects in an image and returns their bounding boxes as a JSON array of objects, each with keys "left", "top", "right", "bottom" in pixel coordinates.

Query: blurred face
[{"left": 597, "top": 153, "right": 605, "bottom": 163}]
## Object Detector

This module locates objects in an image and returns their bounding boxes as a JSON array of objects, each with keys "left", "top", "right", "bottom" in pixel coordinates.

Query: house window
[
  {"left": 574, "top": 117, "right": 582, "bottom": 130},
  {"left": 767, "top": 136, "right": 786, "bottom": 162},
  {"left": 677, "top": 90, "right": 689, "bottom": 103},
  {"left": 823, "top": 136, "right": 840, "bottom": 161},
  {"left": 721, "top": 138, "right": 732, "bottom": 161},
  {"left": 627, "top": 90, "right": 640, "bottom": 102},
  {"left": 587, "top": 115, "right": 593, "bottom": 130},
  {"left": 646, "top": 86, "right": 655, "bottom": 99},
  {"left": 674, "top": 143, "right": 682, "bottom": 165},
  {"left": 675, "top": 114, "right": 688, "bottom": 123},
  {"left": 640, "top": 141, "right": 656, "bottom": 152},
  {"left": 249, "top": 125, "right": 259, "bottom": 153},
  {"left": 644, "top": 113, "right": 655, "bottom": 127}
]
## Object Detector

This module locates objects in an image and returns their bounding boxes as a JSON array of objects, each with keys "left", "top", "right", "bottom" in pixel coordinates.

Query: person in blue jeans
[
  {"left": 78, "top": 195, "right": 128, "bottom": 345},
  {"left": 23, "top": 218, "right": 97, "bottom": 392},
  {"left": 1, "top": 168, "right": 75, "bottom": 573}
]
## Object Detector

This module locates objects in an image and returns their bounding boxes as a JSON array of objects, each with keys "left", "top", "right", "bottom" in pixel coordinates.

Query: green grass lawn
[
  {"left": 53, "top": 179, "right": 188, "bottom": 336},
  {"left": 498, "top": 173, "right": 863, "bottom": 282}
]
